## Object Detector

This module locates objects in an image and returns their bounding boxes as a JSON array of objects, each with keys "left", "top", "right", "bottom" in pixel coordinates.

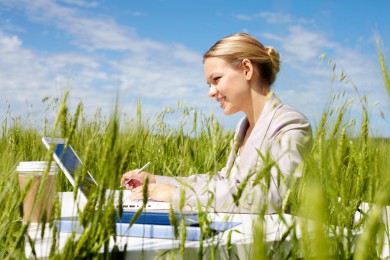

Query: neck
[{"left": 243, "top": 86, "right": 269, "bottom": 128}]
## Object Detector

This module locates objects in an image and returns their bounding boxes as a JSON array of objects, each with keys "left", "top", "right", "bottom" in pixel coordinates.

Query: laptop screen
[{"left": 52, "top": 142, "right": 98, "bottom": 200}]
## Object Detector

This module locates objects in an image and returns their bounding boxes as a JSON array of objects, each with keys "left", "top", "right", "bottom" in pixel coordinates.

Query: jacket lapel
[{"left": 226, "top": 93, "right": 283, "bottom": 181}]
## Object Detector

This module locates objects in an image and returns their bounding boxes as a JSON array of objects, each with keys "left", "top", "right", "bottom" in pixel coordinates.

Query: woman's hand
[
  {"left": 129, "top": 183, "right": 176, "bottom": 202},
  {"left": 120, "top": 169, "right": 156, "bottom": 190}
]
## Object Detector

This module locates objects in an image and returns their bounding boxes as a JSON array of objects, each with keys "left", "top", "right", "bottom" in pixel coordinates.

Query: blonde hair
[{"left": 203, "top": 33, "right": 280, "bottom": 86}]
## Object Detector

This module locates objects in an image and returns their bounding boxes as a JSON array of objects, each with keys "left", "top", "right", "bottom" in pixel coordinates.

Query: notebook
[{"left": 41, "top": 137, "right": 173, "bottom": 212}]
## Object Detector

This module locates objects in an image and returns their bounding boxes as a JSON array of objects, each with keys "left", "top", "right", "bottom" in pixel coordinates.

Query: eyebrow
[
  {"left": 205, "top": 73, "right": 214, "bottom": 85},
  {"left": 208, "top": 73, "right": 217, "bottom": 81}
]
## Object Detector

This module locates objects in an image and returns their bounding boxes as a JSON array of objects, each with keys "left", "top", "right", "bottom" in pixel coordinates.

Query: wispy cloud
[
  {"left": 0, "top": 0, "right": 209, "bottom": 123},
  {"left": 60, "top": 0, "right": 99, "bottom": 8},
  {"left": 1, "top": 3, "right": 388, "bottom": 135},
  {"left": 0, "top": 30, "right": 109, "bottom": 105},
  {"left": 262, "top": 24, "right": 383, "bottom": 94},
  {"left": 234, "top": 11, "right": 313, "bottom": 25},
  {"left": 0, "top": 26, "right": 207, "bottom": 121},
  {"left": 263, "top": 24, "right": 388, "bottom": 134},
  {"left": 1, "top": 0, "right": 163, "bottom": 52},
  {"left": 130, "top": 11, "right": 148, "bottom": 17}
]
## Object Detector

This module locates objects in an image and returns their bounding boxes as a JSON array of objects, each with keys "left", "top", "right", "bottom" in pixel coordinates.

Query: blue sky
[{"left": 0, "top": 0, "right": 389, "bottom": 136}]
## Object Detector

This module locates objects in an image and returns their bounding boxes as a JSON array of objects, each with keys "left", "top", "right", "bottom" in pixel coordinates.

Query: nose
[{"left": 208, "top": 86, "right": 218, "bottom": 98}]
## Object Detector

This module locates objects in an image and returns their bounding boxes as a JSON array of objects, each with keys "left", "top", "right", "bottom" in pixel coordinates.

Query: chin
[
  {"left": 222, "top": 103, "right": 240, "bottom": 116},
  {"left": 223, "top": 108, "right": 237, "bottom": 116}
]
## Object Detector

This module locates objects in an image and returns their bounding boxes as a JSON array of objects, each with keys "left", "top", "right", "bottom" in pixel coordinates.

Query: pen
[{"left": 120, "top": 162, "right": 151, "bottom": 188}]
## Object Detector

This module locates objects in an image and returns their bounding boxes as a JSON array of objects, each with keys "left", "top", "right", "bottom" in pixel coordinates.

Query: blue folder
[{"left": 116, "top": 210, "right": 200, "bottom": 226}]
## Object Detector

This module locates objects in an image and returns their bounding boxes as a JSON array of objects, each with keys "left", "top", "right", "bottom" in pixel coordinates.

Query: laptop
[{"left": 41, "top": 137, "right": 173, "bottom": 212}]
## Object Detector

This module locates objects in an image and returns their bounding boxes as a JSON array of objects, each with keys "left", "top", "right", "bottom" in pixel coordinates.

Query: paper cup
[{"left": 17, "top": 161, "right": 57, "bottom": 222}]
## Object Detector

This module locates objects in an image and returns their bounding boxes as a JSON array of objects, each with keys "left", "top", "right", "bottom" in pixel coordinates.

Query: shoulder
[
  {"left": 269, "top": 104, "right": 312, "bottom": 141},
  {"left": 276, "top": 104, "right": 310, "bottom": 125}
]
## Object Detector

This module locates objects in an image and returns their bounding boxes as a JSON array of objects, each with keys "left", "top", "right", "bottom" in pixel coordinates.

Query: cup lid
[{"left": 16, "top": 161, "right": 58, "bottom": 173}]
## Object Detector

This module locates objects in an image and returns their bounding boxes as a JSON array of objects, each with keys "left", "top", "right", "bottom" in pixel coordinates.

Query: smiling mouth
[{"left": 217, "top": 96, "right": 226, "bottom": 108}]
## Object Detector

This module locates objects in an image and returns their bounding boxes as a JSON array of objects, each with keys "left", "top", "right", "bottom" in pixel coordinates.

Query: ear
[{"left": 241, "top": 59, "right": 254, "bottom": 80}]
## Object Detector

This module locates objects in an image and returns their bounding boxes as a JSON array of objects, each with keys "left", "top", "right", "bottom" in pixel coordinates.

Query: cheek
[
  {"left": 222, "top": 75, "right": 239, "bottom": 92},
  {"left": 229, "top": 77, "right": 248, "bottom": 96}
]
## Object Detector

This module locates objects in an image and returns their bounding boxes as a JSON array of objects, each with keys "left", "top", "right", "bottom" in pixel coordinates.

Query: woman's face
[{"left": 204, "top": 57, "right": 250, "bottom": 116}]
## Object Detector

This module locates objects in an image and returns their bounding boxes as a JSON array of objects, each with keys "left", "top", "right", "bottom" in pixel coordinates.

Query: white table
[
  {"left": 27, "top": 193, "right": 390, "bottom": 259},
  {"left": 26, "top": 192, "right": 305, "bottom": 259}
]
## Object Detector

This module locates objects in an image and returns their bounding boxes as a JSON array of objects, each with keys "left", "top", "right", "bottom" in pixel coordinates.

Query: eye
[{"left": 213, "top": 76, "right": 221, "bottom": 83}]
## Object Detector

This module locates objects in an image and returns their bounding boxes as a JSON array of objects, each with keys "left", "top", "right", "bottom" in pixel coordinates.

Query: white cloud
[
  {"left": 0, "top": 30, "right": 111, "bottom": 107},
  {"left": 258, "top": 12, "right": 293, "bottom": 24},
  {"left": 1, "top": 0, "right": 164, "bottom": 52},
  {"left": 234, "top": 12, "right": 313, "bottom": 25},
  {"left": 0, "top": 32, "right": 21, "bottom": 51},
  {"left": 0, "top": 0, "right": 209, "bottom": 128},
  {"left": 60, "top": 0, "right": 99, "bottom": 8},
  {"left": 262, "top": 25, "right": 335, "bottom": 64},
  {"left": 112, "top": 51, "right": 205, "bottom": 101},
  {"left": 0, "top": 27, "right": 208, "bottom": 124},
  {"left": 1, "top": 4, "right": 388, "bottom": 136},
  {"left": 130, "top": 11, "right": 148, "bottom": 17},
  {"left": 259, "top": 24, "right": 389, "bottom": 136}
]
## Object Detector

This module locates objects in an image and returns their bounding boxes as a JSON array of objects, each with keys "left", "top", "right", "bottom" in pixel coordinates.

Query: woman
[{"left": 121, "top": 33, "right": 312, "bottom": 214}]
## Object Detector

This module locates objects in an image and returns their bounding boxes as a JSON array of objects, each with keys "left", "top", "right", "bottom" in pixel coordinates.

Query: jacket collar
[{"left": 225, "top": 91, "right": 283, "bottom": 178}]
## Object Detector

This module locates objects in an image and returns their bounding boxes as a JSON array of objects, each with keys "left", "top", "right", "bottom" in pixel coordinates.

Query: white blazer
[{"left": 156, "top": 93, "right": 312, "bottom": 213}]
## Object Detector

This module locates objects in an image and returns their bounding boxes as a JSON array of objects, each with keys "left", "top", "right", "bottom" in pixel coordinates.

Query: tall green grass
[
  {"left": 0, "top": 48, "right": 389, "bottom": 259},
  {"left": 251, "top": 48, "right": 390, "bottom": 259}
]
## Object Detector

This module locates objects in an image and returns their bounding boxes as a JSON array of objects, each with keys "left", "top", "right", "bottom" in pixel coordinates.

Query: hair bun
[{"left": 265, "top": 46, "right": 281, "bottom": 75}]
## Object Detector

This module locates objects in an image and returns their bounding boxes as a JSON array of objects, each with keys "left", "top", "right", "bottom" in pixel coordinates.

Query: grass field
[{"left": 0, "top": 51, "right": 389, "bottom": 259}]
